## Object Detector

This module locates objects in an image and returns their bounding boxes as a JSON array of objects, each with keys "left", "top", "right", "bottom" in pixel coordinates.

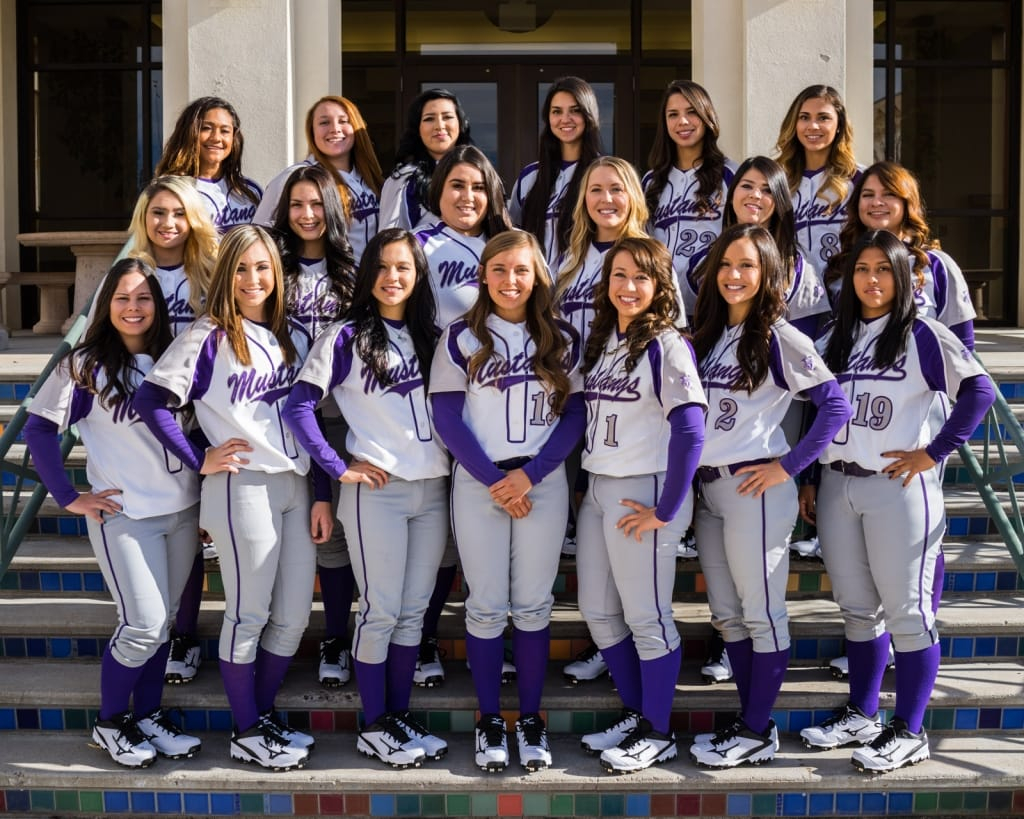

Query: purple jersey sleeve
[
  {"left": 24, "top": 414, "right": 80, "bottom": 507},
  {"left": 133, "top": 381, "right": 205, "bottom": 472},
  {"left": 521, "top": 392, "right": 585, "bottom": 486},
  {"left": 779, "top": 379, "right": 852, "bottom": 476},
  {"left": 654, "top": 403, "right": 705, "bottom": 522},
  {"left": 948, "top": 320, "right": 975, "bottom": 350},
  {"left": 282, "top": 381, "right": 347, "bottom": 480},
  {"left": 925, "top": 374, "right": 996, "bottom": 463},
  {"left": 431, "top": 390, "right": 505, "bottom": 486}
]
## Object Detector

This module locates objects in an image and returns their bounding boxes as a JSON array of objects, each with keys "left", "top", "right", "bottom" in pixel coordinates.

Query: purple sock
[
  {"left": 931, "top": 551, "right": 945, "bottom": 616},
  {"left": 639, "top": 646, "right": 681, "bottom": 734},
  {"left": 319, "top": 564, "right": 356, "bottom": 644},
  {"left": 99, "top": 646, "right": 146, "bottom": 720},
  {"left": 847, "top": 634, "right": 891, "bottom": 716},
  {"left": 422, "top": 564, "right": 457, "bottom": 642},
  {"left": 465, "top": 633, "right": 504, "bottom": 715},
  {"left": 174, "top": 552, "right": 204, "bottom": 636},
  {"left": 254, "top": 647, "right": 293, "bottom": 714},
  {"left": 725, "top": 637, "right": 754, "bottom": 715},
  {"left": 385, "top": 642, "right": 419, "bottom": 713},
  {"left": 219, "top": 659, "right": 258, "bottom": 732},
  {"left": 599, "top": 635, "right": 642, "bottom": 712},
  {"left": 513, "top": 626, "right": 549, "bottom": 715},
  {"left": 743, "top": 648, "right": 788, "bottom": 735},
  {"left": 355, "top": 658, "right": 387, "bottom": 726},
  {"left": 132, "top": 641, "right": 172, "bottom": 717},
  {"left": 894, "top": 642, "right": 941, "bottom": 733}
]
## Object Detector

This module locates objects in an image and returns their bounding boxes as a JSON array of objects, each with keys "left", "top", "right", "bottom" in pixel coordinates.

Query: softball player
[
  {"left": 282, "top": 228, "right": 448, "bottom": 768},
  {"left": 255, "top": 96, "right": 383, "bottom": 264},
  {"left": 135, "top": 225, "right": 332, "bottom": 771},
  {"left": 430, "top": 230, "right": 585, "bottom": 772},
  {"left": 643, "top": 80, "right": 736, "bottom": 288},
  {"left": 417, "top": 145, "right": 513, "bottom": 329},
  {"left": 774, "top": 85, "right": 861, "bottom": 270},
  {"left": 155, "top": 96, "right": 262, "bottom": 233},
  {"left": 379, "top": 89, "right": 474, "bottom": 231},
  {"left": 574, "top": 237, "right": 706, "bottom": 773},
  {"left": 25, "top": 259, "right": 202, "bottom": 767},
  {"left": 508, "top": 76, "right": 603, "bottom": 268},
  {"left": 798, "top": 230, "right": 994, "bottom": 772},
  {"left": 687, "top": 223, "right": 851, "bottom": 768}
]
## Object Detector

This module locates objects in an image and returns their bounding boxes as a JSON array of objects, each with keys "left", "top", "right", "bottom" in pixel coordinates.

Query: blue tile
[
  {"left": 975, "top": 571, "right": 997, "bottom": 592},
  {"left": 1002, "top": 708, "right": 1024, "bottom": 729},
  {"left": 58, "top": 518, "right": 79, "bottom": 536},
  {"left": 818, "top": 638, "right": 842, "bottom": 659},
  {"left": 131, "top": 792, "right": 156, "bottom": 813},
  {"left": 183, "top": 709, "right": 208, "bottom": 731},
  {"left": 13, "top": 383, "right": 29, "bottom": 399},
  {"left": 5, "top": 790, "right": 29, "bottom": 811},
  {"left": 862, "top": 792, "right": 886, "bottom": 814},
  {"left": 3, "top": 638, "right": 25, "bottom": 658},
  {"left": 157, "top": 792, "right": 182, "bottom": 813},
  {"left": 209, "top": 709, "right": 233, "bottom": 731},
  {"left": 997, "top": 571, "right": 1018, "bottom": 591},
  {"left": 947, "top": 517, "right": 968, "bottom": 536},
  {"left": 952, "top": 573, "right": 974, "bottom": 592},
  {"left": 888, "top": 793, "right": 913, "bottom": 813},
  {"left": 16, "top": 709, "right": 39, "bottom": 729},
  {"left": 793, "top": 639, "right": 817, "bottom": 660},
  {"left": 371, "top": 794, "right": 396, "bottom": 816},
  {"left": 84, "top": 572, "right": 105, "bottom": 591},
  {"left": 836, "top": 792, "right": 860, "bottom": 813},
  {"left": 39, "top": 571, "right": 61, "bottom": 591},
  {"left": 51, "top": 638, "right": 72, "bottom": 658},
  {"left": 62, "top": 572, "right": 83, "bottom": 591},
  {"left": 726, "top": 794, "right": 751, "bottom": 815},
  {"left": 997, "top": 636, "right": 1018, "bottom": 657},
  {"left": 955, "top": 708, "right": 979, "bottom": 730},
  {"left": 0, "top": 708, "right": 16, "bottom": 729},
  {"left": 76, "top": 638, "right": 99, "bottom": 657},
  {"left": 979, "top": 708, "right": 1001, "bottom": 729},
  {"left": 951, "top": 637, "right": 973, "bottom": 658},
  {"left": 266, "top": 793, "right": 292, "bottom": 814},
  {"left": 105, "top": 791, "right": 130, "bottom": 813},
  {"left": 788, "top": 710, "right": 813, "bottom": 732},
  {"left": 625, "top": 794, "right": 650, "bottom": 817},
  {"left": 38, "top": 517, "right": 58, "bottom": 534},
  {"left": 968, "top": 516, "right": 989, "bottom": 534},
  {"left": 184, "top": 792, "right": 209, "bottom": 814},
  {"left": 0, "top": 383, "right": 12, "bottom": 400},
  {"left": 975, "top": 637, "right": 996, "bottom": 656},
  {"left": 40, "top": 708, "right": 63, "bottom": 730},
  {"left": 808, "top": 793, "right": 834, "bottom": 816},
  {"left": 211, "top": 793, "right": 238, "bottom": 814},
  {"left": 781, "top": 793, "right": 807, "bottom": 815},
  {"left": 26, "top": 638, "right": 46, "bottom": 657}
]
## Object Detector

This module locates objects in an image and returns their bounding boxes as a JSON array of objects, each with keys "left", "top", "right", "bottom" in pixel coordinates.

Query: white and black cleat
[
  {"left": 830, "top": 642, "right": 896, "bottom": 679},
  {"left": 689, "top": 719, "right": 775, "bottom": 768},
  {"left": 515, "top": 713, "right": 552, "bottom": 772},
  {"left": 136, "top": 707, "right": 201, "bottom": 759},
  {"left": 260, "top": 711, "right": 315, "bottom": 751},
  {"left": 474, "top": 713, "right": 509, "bottom": 772},
  {"left": 677, "top": 527, "right": 698, "bottom": 559},
  {"left": 91, "top": 712, "right": 157, "bottom": 768},
  {"left": 599, "top": 719, "right": 677, "bottom": 774},
  {"left": 800, "top": 703, "right": 884, "bottom": 749},
  {"left": 851, "top": 718, "right": 929, "bottom": 773},
  {"left": 318, "top": 637, "right": 351, "bottom": 688},
  {"left": 393, "top": 710, "right": 448, "bottom": 760},
  {"left": 357, "top": 714, "right": 426, "bottom": 769},
  {"left": 581, "top": 708, "right": 642, "bottom": 754},
  {"left": 700, "top": 631, "right": 732, "bottom": 684},
  {"left": 790, "top": 536, "right": 822, "bottom": 560},
  {"left": 164, "top": 633, "right": 201, "bottom": 684},
  {"left": 563, "top": 643, "right": 609, "bottom": 684},
  {"left": 413, "top": 636, "right": 445, "bottom": 688},
  {"left": 230, "top": 721, "right": 309, "bottom": 771}
]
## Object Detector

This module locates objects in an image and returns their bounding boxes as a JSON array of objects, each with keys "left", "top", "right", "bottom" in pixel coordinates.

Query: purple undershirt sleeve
[
  {"left": 949, "top": 320, "right": 976, "bottom": 351},
  {"left": 522, "top": 392, "right": 585, "bottom": 486},
  {"left": 654, "top": 403, "right": 705, "bottom": 523},
  {"left": 925, "top": 374, "right": 996, "bottom": 463},
  {"left": 431, "top": 391, "right": 505, "bottom": 486},
  {"left": 309, "top": 460, "right": 332, "bottom": 503},
  {"left": 133, "top": 381, "right": 204, "bottom": 472},
  {"left": 24, "top": 414, "right": 80, "bottom": 508},
  {"left": 779, "top": 380, "right": 852, "bottom": 477},
  {"left": 788, "top": 313, "right": 825, "bottom": 341},
  {"left": 282, "top": 381, "right": 348, "bottom": 481}
]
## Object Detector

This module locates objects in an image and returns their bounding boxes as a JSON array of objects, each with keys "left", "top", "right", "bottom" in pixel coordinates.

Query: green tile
[
  {"left": 752, "top": 794, "right": 777, "bottom": 815},
  {"left": 55, "top": 791, "right": 80, "bottom": 812},
  {"left": 523, "top": 793, "right": 550, "bottom": 816},
  {"left": 421, "top": 794, "right": 445, "bottom": 816},
  {"left": 207, "top": 572, "right": 224, "bottom": 593},
  {"left": 547, "top": 710, "right": 571, "bottom": 733},
  {"left": 963, "top": 791, "right": 988, "bottom": 812},
  {"left": 64, "top": 709, "right": 87, "bottom": 730},
  {"left": 396, "top": 794, "right": 420, "bottom": 815},
  {"left": 575, "top": 794, "right": 599, "bottom": 816},
  {"left": 675, "top": 574, "right": 695, "bottom": 593},
  {"left": 600, "top": 794, "right": 625, "bottom": 816},
  {"left": 938, "top": 791, "right": 964, "bottom": 810},
  {"left": 79, "top": 791, "right": 103, "bottom": 812},
  {"left": 914, "top": 792, "right": 939, "bottom": 812},
  {"left": 0, "top": 573, "right": 17, "bottom": 590},
  {"left": 550, "top": 794, "right": 574, "bottom": 816},
  {"left": 929, "top": 709, "right": 955, "bottom": 730},
  {"left": 571, "top": 711, "right": 595, "bottom": 733},
  {"left": 447, "top": 794, "right": 471, "bottom": 816},
  {"left": 450, "top": 710, "right": 476, "bottom": 732},
  {"left": 471, "top": 793, "right": 497, "bottom": 816},
  {"left": 240, "top": 793, "right": 263, "bottom": 812},
  {"left": 427, "top": 710, "right": 451, "bottom": 732},
  {"left": 798, "top": 572, "right": 820, "bottom": 592},
  {"left": 30, "top": 791, "right": 55, "bottom": 811},
  {"left": 552, "top": 575, "right": 566, "bottom": 593}
]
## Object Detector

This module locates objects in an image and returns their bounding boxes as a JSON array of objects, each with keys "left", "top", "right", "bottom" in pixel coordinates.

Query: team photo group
[{"left": 23, "top": 76, "right": 995, "bottom": 779}]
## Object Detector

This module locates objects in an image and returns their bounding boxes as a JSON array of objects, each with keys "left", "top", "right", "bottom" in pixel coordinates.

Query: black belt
[
  {"left": 495, "top": 457, "right": 530, "bottom": 471},
  {"left": 829, "top": 460, "right": 877, "bottom": 477},
  {"left": 697, "top": 458, "right": 772, "bottom": 484}
]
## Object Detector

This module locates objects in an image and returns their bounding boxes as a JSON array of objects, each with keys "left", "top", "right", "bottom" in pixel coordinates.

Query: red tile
[
  {"left": 682, "top": 638, "right": 705, "bottom": 660},
  {"left": 497, "top": 793, "right": 523, "bottom": 816},
  {"left": 650, "top": 794, "right": 677, "bottom": 816},
  {"left": 0, "top": 792, "right": 5, "bottom": 812},
  {"left": 702, "top": 794, "right": 727, "bottom": 816},
  {"left": 309, "top": 710, "right": 334, "bottom": 731},
  {"left": 677, "top": 794, "right": 701, "bottom": 816},
  {"left": 294, "top": 793, "right": 319, "bottom": 815},
  {"left": 669, "top": 712, "right": 689, "bottom": 731},
  {"left": 320, "top": 794, "right": 344, "bottom": 814},
  {"left": 346, "top": 794, "right": 370, "bottom": 815},
  {"left": 335, "top": 711, "right": 359, "bottom": 731},
  {"left": 1013, "top": 791, "right": 1024, "bottom": 814},
  {"left": 689, "top": 710, "right": 715, "bottom": 732}
]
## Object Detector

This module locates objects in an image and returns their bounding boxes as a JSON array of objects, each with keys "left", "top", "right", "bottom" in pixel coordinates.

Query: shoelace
[
  {"left": 320, "top": 638, "right": 344, "bottom": 664},
  {"left": 395, "top": 711, "right": 428, "bottom": 739},
  {"left": 480, "top": 716, "right": 506, "bottom": 747},
  {"left": 868, "top": 724, "right": 900, "bottom": 750},
  {"left": 116, "top": 713, "right": 149, "bottom": 745},
  {"left": 575, "top": 644, "right": 600, "bottom": 662},
  {"left": 709, "top": 720, "right": 744, "bottom": 746},
  {"left": 148, "top": 708, "right": 185, "bottom": 736},
  {"left": 169, "top": 637, "right": 196, "bottom": 661},
  {"left": 518, "top": 716, "right": 546, "bottom": 746},
  {"left": 380, "top": 714, "right": 415, "bottom": 744},
  {"left": 822, "top": 705, "right": 858, "bottom": 729},
  {"left": 418, "top": 637, "right": 446, "bottom": 663}
]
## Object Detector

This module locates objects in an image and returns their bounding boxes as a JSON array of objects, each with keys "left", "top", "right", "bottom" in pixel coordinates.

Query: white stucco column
[
  {"left": 692, "top": 0, "right": 872, "bottom": 166},
  {"left": 161, "top": 0, "right": 339, "bottom": 188}
]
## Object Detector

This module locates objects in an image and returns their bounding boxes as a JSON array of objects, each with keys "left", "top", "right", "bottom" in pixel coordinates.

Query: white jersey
[
  {"left": 582, "top": 327, "right": 707, "bottom": 477},
  {"left": 85, "top": 264, "right": 198, "bottom": 338},
  {"left": 195, "top": 176, "right": 262, "bottom": 234},
  {"left": 30, "top": 353, "right": 198, "bottom": 518},
  {"left": 287, "top": 258, "right": 346, "bottom": 341},
  {"left": 296, "top": 319, "right": 449, "bottom": 481},
  {"left": 792, "top": 167, "right": 862, "bottom": 269},
  {"left": 699, "top": 319, "right": 834, "bottom": 467},
  {"left": 507, "top": 160, "right": 577, "bottom": 267},
  {"left": 416, "top": 221, "right": 485, "bottom": 331},
  {"left": 145, "top": 315, "right": 312, "bottom": 475},
  {"left": 555, "top": 242, "right": 613, "bottom": 347},
  {"left": 643, "top": 161, "right": 736, "bottom": 279},
  {"left": 917, "top": 248, "right": 976, "bottom": 328},
  {"left": 430, "top": 314, "right": 583, "bottom": 463},
  {"left": 817, "top": 316, "right": 986, "bottom": 471},
  {"left": 379, "top": 164, "right": 437, "bottom": 232},
  {"left": 254, "top": 156, "right": 380, "bottom": 264}
]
